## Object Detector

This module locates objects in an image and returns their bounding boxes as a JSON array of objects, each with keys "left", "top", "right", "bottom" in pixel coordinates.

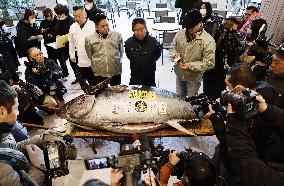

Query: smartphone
[{"left": 84, "top": 157, "right": 110, "bottom": 170}]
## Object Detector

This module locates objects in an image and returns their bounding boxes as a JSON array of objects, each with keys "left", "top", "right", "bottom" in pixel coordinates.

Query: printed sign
[
  {"left": 135, "top": 101, "right": 148, "bottom": 112},
  {"left": 129, "top": 90, "right": 157, "bottom": 101},
  {"left": 158, "top": 102, "right": 167, "bottom": 115}
]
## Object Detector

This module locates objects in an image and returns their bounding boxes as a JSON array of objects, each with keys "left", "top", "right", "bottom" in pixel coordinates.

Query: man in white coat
[{"left": 69, "top": 5, "right": 97, "bottom": 85}]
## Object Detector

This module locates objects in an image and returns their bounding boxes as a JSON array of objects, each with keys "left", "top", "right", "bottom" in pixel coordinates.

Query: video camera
[
  {"left": 42, "top": 133, "right": 76, "bottom": 180},
  {"left": 220, "top": 88, "right": 259, "bottom": 120},
  {"left": 101, "top": 133, "right": 155, "bottom": 186},
  {"left": 186, "top": 93, "right": 227, "bottom": 120}
]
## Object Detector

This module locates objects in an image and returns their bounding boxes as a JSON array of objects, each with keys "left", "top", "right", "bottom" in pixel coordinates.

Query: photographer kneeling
[
  {"left": 226, "top": 95, "right": 284, "bottom": 186},
  {"left": 25, "top": 47, "right": 67, "bottom": 108},
  {"left": 0, "top": 80, "right": 46, "bottom": 185},
  {"left": 155, "top": 151, "right": 216, "bottom": 186}
]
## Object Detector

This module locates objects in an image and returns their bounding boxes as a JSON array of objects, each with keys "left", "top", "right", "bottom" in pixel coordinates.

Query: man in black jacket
[
  {"left": 84, "top": 0, "right": 103, "bottom": 22},
  {"left": 125, "top": 18, "right": 161, "bottom": 87},
  {"left": 226, "top": 95, "right": 284, "bottom": 186},
  {"left": 25, "top": 47, "right": 66, "bottom": 103}
]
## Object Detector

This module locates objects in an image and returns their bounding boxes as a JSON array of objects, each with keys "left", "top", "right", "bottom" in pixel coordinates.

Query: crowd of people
[{"left": 0, "top": 0, "right": 283, "bottom": 185}]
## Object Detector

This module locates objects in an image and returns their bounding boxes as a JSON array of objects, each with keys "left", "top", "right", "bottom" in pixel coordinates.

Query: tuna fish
[{"left": 57, "top": 77, "right": 200, "bottom": 135}]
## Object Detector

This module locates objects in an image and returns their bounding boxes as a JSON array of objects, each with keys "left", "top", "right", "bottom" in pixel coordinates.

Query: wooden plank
[{"left": 71, "top": 119, "right": 214, "bottom": 138}]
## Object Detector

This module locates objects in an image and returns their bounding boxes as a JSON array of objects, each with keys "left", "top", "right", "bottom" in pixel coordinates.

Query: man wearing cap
[
  {"left": 170, "top": 9, "right": 216, "bottom": 97},
  {"left": 266, "top": 43, "right": 284, "bottom": 96}
]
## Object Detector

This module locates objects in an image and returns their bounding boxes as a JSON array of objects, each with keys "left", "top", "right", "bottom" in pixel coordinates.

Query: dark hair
[
  {"left": 24, "top": 8, "right": 35, "bottom": 21},
  {"left": 85, "top": 0, "right": 94, "bottom": 3},
  {"left": 73, "top": 5, "right": 84, "bottom": 12},
  {"left": 54, "top": 4, "right": 69, "bottom": 16},
  {"left": 246, "top": 6, "right": 259, "bottom": 13},
  {"left": 82, "top": 179, "right": 109, "bottom": 186},
  {"left": 184, "top": 152, "right": 216, "bottom": 186},
  {"left": 226, "top": 63, "right": 256, "bottom": 89},
  {"left": 249, "top": 18, "right": 267, "bottom": 40},
  {"left": 223, "top": 17, "right": 240, "bottom": 30},
  {"left": 201, "top": 2, "right": 213, "bottom": 18},
  {"left": 0, "top": 80, "right": 17, "bottom": 113},
  {"left": 183, "top": 9, "right": 203, "bottom": 29},
  {"left": 93, "top": 13, "right": 107, "bottom": 25},
  {"left": 132, "top": 17, "right": 147, "bottom": 31},
  {"left": 43, "top": 8, "right": 53, "bottom": 19}
]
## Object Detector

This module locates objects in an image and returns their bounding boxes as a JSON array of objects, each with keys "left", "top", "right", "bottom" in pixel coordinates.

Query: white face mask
[
  {"left": 85, "top": 4, "right": 92, "bottom": 10},
  {"left": 200, "top": 9, "right": 207, "bottom": 17},
  {"left": 29, "top": 18, "right": 36, "bottom": 25},
  {"left": 247, "top": 27, "right": 252, "bottom": 35}
]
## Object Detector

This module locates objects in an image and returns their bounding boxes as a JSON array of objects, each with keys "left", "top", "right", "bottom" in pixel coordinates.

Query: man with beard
[
  {"left": 170, "top": 10, "right": 215, "bottom": 97},
  {"left": 125, "top": 18, "right": 161, "bottom": 86}
]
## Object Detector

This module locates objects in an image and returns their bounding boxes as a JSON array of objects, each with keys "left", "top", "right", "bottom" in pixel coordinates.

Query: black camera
[
  {"left": 186, "top": 93, "right": 227, "bottom": 119},
  {"left": 153, "top": 149, "right": 194, "bottom": 179},
  {"left": 42, "top": 134, "right": 76, "bottom": 179},
  {"left": 220, "top": 88, "right": 259, "bottom": 120},
  {"left": 108, "top": 134, "right": 156, "bottom": 186}
]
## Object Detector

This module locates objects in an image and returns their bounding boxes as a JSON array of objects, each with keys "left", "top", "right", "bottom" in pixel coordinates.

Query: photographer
[
  {"left": 25, "top": 47, "right": 67, "bottom": 107},
  {"left": 0, "top": 70, "right": 45, "bottom": 125},
  {"left": 155, "top": 151, "right": 216, "bottom": 186},
  {"left": 226, "top": 95, "right": 284, "bottom": 186},
  {"left": 206, "top": 63, "right": 284, "bottom": 185},
  {"left": 266, "top": 42, "right": 284, "bottom": 96},
  {"left": 0, "top": 80, "right": 46, "bottom": 185}
]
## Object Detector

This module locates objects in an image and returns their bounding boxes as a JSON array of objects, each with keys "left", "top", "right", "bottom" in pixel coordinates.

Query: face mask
[
  {"left": 252, "top": 65, "right": 268, "bottom": 80},
  {"left": 247, "top": 28, "right": 252, "bottom": 35},
  {"left": 200, "top": 9, "right": 207, "bottom": 16},
  {"left": 29, "top": 18, "right": 36, "bottom": 25},
  {"left": 58, "top": 15, "right": 66, "bottom": 20},
  {"left": 85, "top": 4, "right": 92, "bottom": 10}
]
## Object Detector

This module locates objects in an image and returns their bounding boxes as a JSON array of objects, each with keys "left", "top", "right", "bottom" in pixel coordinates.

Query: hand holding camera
[
  {"left": 26, "top": 144, "right": 45, "bottom": 169},
  {"left": 169, "top": 151, "right": 180, "bottom": 166},
  {"left": 110, "top": 168, "right": 123, "bottom": 186}
]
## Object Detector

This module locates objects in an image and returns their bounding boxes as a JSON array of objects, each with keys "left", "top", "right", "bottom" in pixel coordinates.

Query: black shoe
[{"left": 71, "top": 79, "right": 79, "bottom": 84}]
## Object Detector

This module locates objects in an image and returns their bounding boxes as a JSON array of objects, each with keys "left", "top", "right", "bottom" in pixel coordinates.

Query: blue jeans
[{"left": 176, "top": 77, "right": 201, "bottom": 97}]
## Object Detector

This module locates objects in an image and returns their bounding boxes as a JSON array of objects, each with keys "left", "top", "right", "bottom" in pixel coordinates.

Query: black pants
[
  {"left": 56, "top": 48, "right": 79, "bottom": 78},
  {"left": 130, "top": 71, "right": 156, "bottom": 87},
  {"left": 79, "top": 67, "right": 97, "bottom": 86},
  {"left": 45, "top": 45, "right": 57, "bottom": 63},
  {"left": 95, "top": 74, "right": 121, "bottom": 86}
]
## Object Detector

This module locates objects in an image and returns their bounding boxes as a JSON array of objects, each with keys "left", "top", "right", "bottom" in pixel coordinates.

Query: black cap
[
  {"left": 182, "top": 9, "right": 203, "bottom": 29},
  {"left": 270, "top": 42, "right": 284, "bottom": 59}
]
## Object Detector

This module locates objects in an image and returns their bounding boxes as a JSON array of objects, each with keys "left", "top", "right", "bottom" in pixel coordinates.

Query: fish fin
[
  {"left": 166, "top": 120, "right": 197, "bottom": 136},
  {"left": 74, "top": 68, "right": 112, "bottom": 95},
  {"left": 91, "top": 77, "right": 112, "bottom": 96}
]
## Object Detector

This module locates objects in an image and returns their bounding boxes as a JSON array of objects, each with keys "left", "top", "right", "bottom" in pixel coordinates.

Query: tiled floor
[{"left": 17, "top": 10, "right": 219, "bottom": 186}]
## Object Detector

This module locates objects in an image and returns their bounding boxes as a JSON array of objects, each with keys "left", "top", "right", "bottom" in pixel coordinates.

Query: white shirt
[{"left": 69, "top": 19, "right": 96, "bottom": 67}]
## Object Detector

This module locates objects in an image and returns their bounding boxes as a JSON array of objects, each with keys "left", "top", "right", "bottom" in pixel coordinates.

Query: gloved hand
[{"left": 26, "top": 144, "right": 45, "bottom": 169}]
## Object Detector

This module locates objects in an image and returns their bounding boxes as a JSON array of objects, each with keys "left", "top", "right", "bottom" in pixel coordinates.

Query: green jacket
[
  {"left": 172, "top": 29, "right": 216, "bottom": 81},
  {"left": 85, "top": 31, "right": 124, "bottom": 77}
]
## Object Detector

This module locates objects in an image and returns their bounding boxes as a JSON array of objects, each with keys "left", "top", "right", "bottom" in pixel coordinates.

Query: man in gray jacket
[
  {"left": 85, "top": 13, "right": 124, "bottom": 86},
  {"left": 170, "top": 9, "right": 216, "bottom": 97}
]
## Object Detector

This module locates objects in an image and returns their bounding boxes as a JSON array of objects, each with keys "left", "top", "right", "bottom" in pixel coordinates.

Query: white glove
[{"left": 26, "top": 144, "right": 45, "bottom": 169}]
